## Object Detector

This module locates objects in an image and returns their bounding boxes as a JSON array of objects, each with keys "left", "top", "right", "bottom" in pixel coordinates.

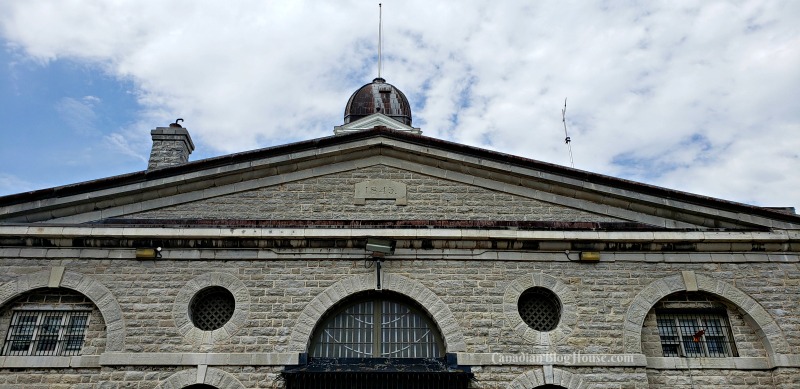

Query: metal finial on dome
[
  {"left": 378, "top": 3, "right": 382, "bottom": 79},
  {"left": 340, "top": 6, "right": 411, "bottom": 127}
]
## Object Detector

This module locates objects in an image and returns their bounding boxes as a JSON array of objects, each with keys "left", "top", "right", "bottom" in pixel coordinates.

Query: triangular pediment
[
  {"left": 118, "top": 164, "right": 627, "bottom": 224},
  {"left": 1, "top": 129, "right": 798, "bottom": 230},
  {"left": 334, "top": 113, "right": 421, "bottom": 135}
]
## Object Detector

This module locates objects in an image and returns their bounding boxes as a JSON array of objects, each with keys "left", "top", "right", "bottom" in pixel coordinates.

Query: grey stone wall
[
  {"left": 0, "top": 366, "right": 281, "bottom": 389},
  {"left": 0, "top": 367, "right": 99, "bottom": 388},
  {"left": 476, "top": 366, "right": 651, "bottom": 388},
  {"left": 645, "top": 368, "right": 800, "bottom": 388},
  {"left": 1, "top": 255, "right": 797, "bottom": 388},
  {"left": 126, "top": 165, "right": 623, "bottom": 222}
]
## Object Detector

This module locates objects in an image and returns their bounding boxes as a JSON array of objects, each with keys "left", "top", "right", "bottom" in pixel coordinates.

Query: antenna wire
[{"left": 562, "top": 98, "right": 575, "bottom": 168}]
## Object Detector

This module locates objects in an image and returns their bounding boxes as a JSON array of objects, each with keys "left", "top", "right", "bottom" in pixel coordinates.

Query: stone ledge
[
  {"left": 4, "top": 246, "right": 797, "bottom": 264},
  {"left": 646, "top": 356, "right": 774, "bottom": 369},
  {"left": 456, "top": 352, "right": 647, "bottom": 367},
  {"left": 2, "top": 226, "right": 795, "bottom": 244},
  {"left": 99, "top": 352, "right": 299, "bottom": 366},
  {"left": 0, "top": 355, "right": 100, "bottom": 368},
  {"left": 770, "top": 353, "right": 800, "bottom": 367},
  {"left": 7, "top": 353, "right": 796, "bottom": 370}
]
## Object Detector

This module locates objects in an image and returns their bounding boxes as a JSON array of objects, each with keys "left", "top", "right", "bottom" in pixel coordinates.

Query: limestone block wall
[
  {"left": 0, "top": 367, "right": 99, "bottom": 388},
  {"left": 95, "top": 366, "right": 283, "bottom": 389},
  {"left": 127, "top": 166, "right": 622, "bottom": 222},
  {"left": 645, "top": 368, "right": 800, "bottom": 388},
  {"left": 0, "top": 253, "right": 798, "bottom": 388}
]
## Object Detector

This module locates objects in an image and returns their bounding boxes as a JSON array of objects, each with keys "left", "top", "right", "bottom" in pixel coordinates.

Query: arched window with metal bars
[
  {"left": 284, "top": 292, "right": 471, "bottom": 389},
  {"left": 309, "top": 293, "right": 443, "bottom": 359}
]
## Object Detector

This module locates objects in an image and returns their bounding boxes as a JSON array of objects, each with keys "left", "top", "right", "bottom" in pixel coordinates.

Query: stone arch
[
  {"left": 173, "top": 272, "right": 250, "bottom": 345},
  {"left": 288, "top": 273, "right": 466, "bottom": 352},
  {"left": 156, "top": 367, "right": 246, "bottom": 389},
  {"left": 507, "top": 367, "right": 589, "bottom": 389},
  {"left": 623, "top": 272, "right": 788, "bottom": 355},
  {"left": 0, "top": 268, "right": 125, "bottom": 351},
  {"left": 503, "top": 273, "right": 578, "bottom": 347}
]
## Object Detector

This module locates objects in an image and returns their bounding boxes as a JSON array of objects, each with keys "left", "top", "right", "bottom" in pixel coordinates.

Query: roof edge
[{"left": 1, "top": 128, "right": 798, "bottom": 225}]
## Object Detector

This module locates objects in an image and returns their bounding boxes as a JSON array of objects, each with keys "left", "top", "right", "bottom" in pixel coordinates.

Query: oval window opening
[
  {"left": 189, "top": 286, "right": 235, "bottom": 331},
  {"left": 518, "top": 287, "right": 561, "bottom": 332}
]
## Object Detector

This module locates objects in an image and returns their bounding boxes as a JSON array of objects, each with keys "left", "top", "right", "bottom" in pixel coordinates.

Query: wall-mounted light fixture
[
  {"left": 579, "top": 251, "right": 600, "bottom": 261},
  {"left": 135, "top": 247, "right": 162, "bottom": 259},
  {"left": 565, "top": 250, "right": 600, "bottom": 262}
]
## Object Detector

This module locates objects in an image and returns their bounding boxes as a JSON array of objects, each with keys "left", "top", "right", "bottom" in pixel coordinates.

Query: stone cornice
[
  {"left": 1, "top": 226, "right": 798, "bottom": 257},
  {"left": 1, "top": 247, "right": 798, "bottom": 263},
  {"left": 0, "top": 225, "right": 797, "bottom": 245}
]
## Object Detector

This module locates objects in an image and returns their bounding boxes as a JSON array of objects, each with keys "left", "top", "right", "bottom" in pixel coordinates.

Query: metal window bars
[
  {"left": 380, "top": 300, "right": 439, "bottom": 358},
  {"left": 311, "top": 299, "right": 443, "bottom": 358},
  {"left": 518, "top": 288, "right": 561, "bottom": 332},
  {"left": 656, "top": 310, "right": 738, "bottom": 358},
  {"left": 314, "top": 301, "right": 375, "bottom": 358},
  {"left": 2, "top": 310, "right": 90, "bottom": 356},
  {"left": 190, "top": 287, "right": 235, "bottom": 331}
]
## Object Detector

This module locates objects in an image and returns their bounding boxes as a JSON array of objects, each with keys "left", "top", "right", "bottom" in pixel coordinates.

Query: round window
[
  {"left": 189, "top": 286, "right": 235, "bottom": 331},
  {"left": 518, "top": 287, "right": 561, "bottom": 332}
]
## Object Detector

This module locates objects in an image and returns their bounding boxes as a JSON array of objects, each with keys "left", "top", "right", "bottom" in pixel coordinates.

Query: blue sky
[
  {"left": 1, "top": 52, "right": 138, "bottom": 187},
  {"left": 1, "top": 1, "right": 798, "bottom": 208}
]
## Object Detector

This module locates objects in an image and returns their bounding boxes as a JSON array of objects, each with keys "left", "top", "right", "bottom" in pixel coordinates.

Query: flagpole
[{"left": 683, "top": 328, "right": 705, "bottom": 389}]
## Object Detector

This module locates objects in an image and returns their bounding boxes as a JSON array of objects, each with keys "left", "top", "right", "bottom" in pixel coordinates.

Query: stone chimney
[{"left": 147, "top": 126, "right": 195, "bottom": 170}]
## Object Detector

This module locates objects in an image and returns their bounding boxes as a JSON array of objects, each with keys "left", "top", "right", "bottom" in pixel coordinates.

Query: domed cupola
[{"left": 344, "top": 77, "right": 412, "bottom": 126}]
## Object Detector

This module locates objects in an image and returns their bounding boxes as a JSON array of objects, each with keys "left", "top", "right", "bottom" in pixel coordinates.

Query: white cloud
[
  {"left": 0, "top": 173, "right": 37, "bottom": 195},
  {"left": 104, "top": 132, "right": 148, "bottom": 163},
  {"left": 82, "top": 95, "right": 101, "bottom": 104},
  {"left": 0, "top": 0, "right": 798, "bottom": 207},
  {"left": 55, "top": 96, "right": 98, "bottom": 134}
]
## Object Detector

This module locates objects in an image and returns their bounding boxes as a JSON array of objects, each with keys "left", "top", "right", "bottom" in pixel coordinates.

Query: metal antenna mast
[
  {"left": 378, "top": 3, "right": 382, "bottom": 78},
  {"left": 562, "top": 98, "right": 575, "bottom": 168}
]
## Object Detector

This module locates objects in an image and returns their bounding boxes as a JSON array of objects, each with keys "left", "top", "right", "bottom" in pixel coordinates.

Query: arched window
[
  {"left": 286, "top": 293, "right": 471, "bottom": 389},
  {"left": 310, "top": 293, "right": 444, "bottom": 358},
  {"left": 0, "top": 288, "right": 101, "bottom": 356},
  {"left": 643, "top": 292, "right": 743, "bottom": 358}
]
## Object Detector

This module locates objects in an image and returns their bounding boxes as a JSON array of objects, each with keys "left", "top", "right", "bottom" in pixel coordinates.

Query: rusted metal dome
[{"left": 344, "top": 77, "right": 412, "bottom": 126}]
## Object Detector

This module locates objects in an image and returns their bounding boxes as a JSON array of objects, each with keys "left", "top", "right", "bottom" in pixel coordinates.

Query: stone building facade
[{"left": 1, "top": 77, "right": 799, "bottom": 388}]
